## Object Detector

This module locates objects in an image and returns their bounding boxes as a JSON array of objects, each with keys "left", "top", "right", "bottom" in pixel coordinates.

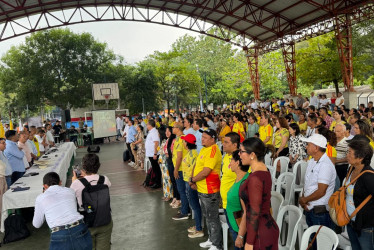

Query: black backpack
[
  {"left": 123, "top": 150, "right": 130, "bottom": 162},
  {"left": 87, "top": 145, "right": 100, "bottom": 153},
  {"left": 2, "top": 214, "right": 30, "bottom": 244},
  {"left": 143, "top": 167, "right": 156, "bottom": 187},
  {"left": 79, "top": 176, "right": 111, "bottom": 228}
]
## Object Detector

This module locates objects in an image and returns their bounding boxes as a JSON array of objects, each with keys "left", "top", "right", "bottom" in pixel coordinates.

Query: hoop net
[{"left": 104, "top": 94, "right": 110, "bottom": 104}]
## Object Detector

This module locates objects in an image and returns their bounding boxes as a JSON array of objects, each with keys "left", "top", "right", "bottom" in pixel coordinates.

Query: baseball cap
[
  {"left": 181, "top": 134, "right": 196, "bottom": 145},
  {"left": 200, "top": 128, "right": 217, "bottom": 139},
  {"left": 300, "top": 134, "right": 327, "bottom": 148},
  {"left": 346, "top": 134, "right": 370, "bottom": 144}
]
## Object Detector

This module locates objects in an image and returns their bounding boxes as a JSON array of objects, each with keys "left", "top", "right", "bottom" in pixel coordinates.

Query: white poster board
[
  {"left": 92, "top": 110, "right": 117, "bottom": 138},
  {"left": 27, "top": 116, "right": 43, "bottom": 127}
]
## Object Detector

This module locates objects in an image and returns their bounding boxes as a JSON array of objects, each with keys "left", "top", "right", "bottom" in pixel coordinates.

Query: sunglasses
[{"left": 239, "top": 150, "right": 250, "bottom": 154}]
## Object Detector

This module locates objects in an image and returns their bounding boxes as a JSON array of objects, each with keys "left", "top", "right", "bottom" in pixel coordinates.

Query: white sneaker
[
  {"left": 129, "top": 161, "right": 135, "bottom": 166},
  {"left": 199, "top": 239, "right": 212, "bottom": 248},
  {"left": 208, "top": 246, "right": 220, "bottom": 250}
]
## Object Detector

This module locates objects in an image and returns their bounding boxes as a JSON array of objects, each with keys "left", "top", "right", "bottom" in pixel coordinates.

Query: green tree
[
  {"left": 151, "top": 50, "right": 200, "bottom": 115},
  {"left": 0, "top": 28, "right": 116, "bottom": 114}
]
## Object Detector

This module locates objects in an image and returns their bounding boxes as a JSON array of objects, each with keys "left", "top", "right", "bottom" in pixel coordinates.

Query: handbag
[
  {"left": 328, "top": 166, "right": 374, "bottom": 226},
  {"left": 133, "top": 144, "right": 138, "bottom": 151}
]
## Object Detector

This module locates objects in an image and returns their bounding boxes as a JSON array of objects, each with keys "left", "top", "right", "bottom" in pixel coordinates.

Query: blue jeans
[
  {"left": 116, "top": 129, "right": 121, "bottom": 140},
  {"left": 176, "top": 171, "right": 189, "bottom": 215},
  {"left": 50, "top": 223, "right": 92, "bottom": 250},
  {"left": 5, "top": 176, "right": 11, "bottom": 189},
  {"left": 305, "top": 209, "right": 335, "bottom": 250},
  {"left": 305, "top": 209, "right": 335, "bottom": 230},
  {"left": 347, "top": 224, "right": 374, "bottom": 250},
  {"left": 185, "top": 182, "right": 202, "bottom": 231},
  {"left": 224, "top": 210, "right": 243, "bottom": 250}
]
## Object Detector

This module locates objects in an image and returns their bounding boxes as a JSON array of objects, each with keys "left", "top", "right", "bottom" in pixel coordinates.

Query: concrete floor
[{"left": 0, "top": 141, "right": 230, "bottom": 250}]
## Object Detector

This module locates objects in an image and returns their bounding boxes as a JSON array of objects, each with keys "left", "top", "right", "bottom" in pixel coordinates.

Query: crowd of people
[
  {"left": 118, "top": 91, "right": 374, "bottom": 250},
  {"left": 2, "top": 90, "right": 374, "bottom": 250}
]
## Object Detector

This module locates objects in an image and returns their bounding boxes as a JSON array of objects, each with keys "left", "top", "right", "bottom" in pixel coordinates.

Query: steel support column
[
  {"left": 244, "top": 48, "right": 260, "bottom": 100},
  {"left": 282, "top": 42, "right": 297, "bottom": 96},
  {"left": 334, "top": 13, "right": 354, "bottom": 91}
]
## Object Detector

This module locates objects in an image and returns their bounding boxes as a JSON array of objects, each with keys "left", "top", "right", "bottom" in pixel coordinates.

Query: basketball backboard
[{"left": 92, "top": 83, "right": 119, "bottom": 101}]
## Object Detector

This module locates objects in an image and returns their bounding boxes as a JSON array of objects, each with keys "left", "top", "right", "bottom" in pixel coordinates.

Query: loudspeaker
[{"left": 65, "top": 110, "right": 71, "bottom": 122}]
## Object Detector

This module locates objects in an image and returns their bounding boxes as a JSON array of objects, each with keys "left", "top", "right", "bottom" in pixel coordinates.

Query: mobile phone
[{"left": 74, "top": 165, "right": 81, "bottom": 178}]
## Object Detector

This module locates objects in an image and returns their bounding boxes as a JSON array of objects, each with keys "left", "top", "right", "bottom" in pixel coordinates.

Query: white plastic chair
[
  {"left": 219, "top": 211, "right": 229, "bottom": 250},
  {"left": 292, "top": 160, "right": 308, "bottom": 204},
  {"left": 300, "top": 225, "right": 339, "bottom": 250},
  {"left": 267, "top": 165, "right": 276, "bottom": 190},
  {"left": 271, "top": 191, "right": 284, "bottom": 220},
  {"left": 338, "top": 228, "right": 352, "bottom": 250},
  {"left": 273, "top": 156, "right": 290, "bottom": 176},
  {"left": 276, "top": 172, "right": 295, "bottom": 206},
  {"left": 144, "top": 157, "right": 151, "bottom": 172},
  {"left": 265, "top": 151, "right": 273, "bottom": 166},
  {"left": 276, "top": 205, "right": 302, "bottom": 250}
]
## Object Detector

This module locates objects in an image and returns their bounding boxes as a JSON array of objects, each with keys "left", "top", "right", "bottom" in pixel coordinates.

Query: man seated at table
[
  {"left": 4, "top": 130, "right": 25, "bottom": 185},
  {"left": 68, "top": 126, "right": 79, "bottom": 146},
  {"left": 45, "top": 124, "right": 55, "bottom": 148},
  {"left": 33, "top": 172, "right": 92, "bottom": 250}
]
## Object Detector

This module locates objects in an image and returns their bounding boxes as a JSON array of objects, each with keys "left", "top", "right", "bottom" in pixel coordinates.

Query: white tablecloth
[{"left": 1, "top": 142, "right": 76, "bottom": 232}]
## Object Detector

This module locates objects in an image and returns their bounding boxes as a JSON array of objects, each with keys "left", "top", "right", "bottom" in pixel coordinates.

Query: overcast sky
[{"left": 0, "top": 21, "right": 198, "bottom": 64}]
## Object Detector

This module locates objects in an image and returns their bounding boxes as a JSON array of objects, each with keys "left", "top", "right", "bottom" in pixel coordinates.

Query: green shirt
[{"left": 226, "top": 172, "right": 249, "bottom": 232}]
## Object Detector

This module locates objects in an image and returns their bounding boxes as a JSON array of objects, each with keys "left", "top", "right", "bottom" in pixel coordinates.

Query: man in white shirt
[
  {"left": 334, "top": 123, "right": 349, "bottom": 184},
  {"left": 250, "top": 99, "right": 258, "bottom": 110},
  {"left": 115, "top": 115, "right": 124, "bottom": 141},
  {"left": 45, "top": 124, "right": 55, "bottom": 148},
  {"left": 310, "top": 92, "right": 318, "bottom": 107},
  {"left": 183, "top": 118, "right": 195, "bottom": 135},
  {"left": 0, "top": 138, "right": 12, "bottom": 188},
  {"left": 335, "top": 92, "right": 345, "bottom": 108},
  {"left": 35, "top": 128, "right": 47, "bottom": 155},
  {"left": 145, "top": 120, "right": 161, "bottom": 188},
  {"left": 33, "top": 172, "right": 92, "bottom": 249},
  {"left": 300, "top": 134, "right": 336, "bottom": 230}
]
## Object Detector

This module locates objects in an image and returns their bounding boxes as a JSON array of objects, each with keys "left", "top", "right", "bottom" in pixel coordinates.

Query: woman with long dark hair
[
  {"left": 162, "top": 127, "right": 179, "bottom": 205},
  {"left": 239, "top": 138, "right": 279, "bottom": 250}
]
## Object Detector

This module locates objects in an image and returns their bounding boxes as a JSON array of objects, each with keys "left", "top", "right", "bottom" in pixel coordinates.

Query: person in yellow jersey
[
  {"left": 190, "top": 129, "right": 222, "bottom": 250},
  {"left": 172, "top": 122, "right": 190, "bottom": 220},
  {"left": 218, "top": 119, "right": 231, "bottom": 143},
  {"left": 330, "top": 110, "right": 346, "bottom": 131},
  {"left": 232, "top": 114, "right": 245, "bottom": 143},
  {"left": 169, "top": 116, "right": 176, "bottom": 127},
  {"left": 258, "top": 114, "right": 273, "bottom": 145},
  {"left": 220, "top": 132, "right": 244, "bottom": 248},
  {"left": 297, "top": 113, "right": 308, "bottom": 134},
  {"left": 180, "top": 133, "right": 204, "bottom": 238},
  {"left": 353, "top": 119, "right": 374, "bottom": 149}
]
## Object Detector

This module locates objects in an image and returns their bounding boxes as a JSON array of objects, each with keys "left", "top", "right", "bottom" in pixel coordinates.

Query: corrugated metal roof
[{"left": 0, "top": 0, "right": 369, "bottom": 48}]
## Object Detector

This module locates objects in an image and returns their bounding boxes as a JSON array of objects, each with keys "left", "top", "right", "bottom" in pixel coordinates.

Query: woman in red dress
[{"left": 238, "top": 137, "right": 279, "bottom": 250}]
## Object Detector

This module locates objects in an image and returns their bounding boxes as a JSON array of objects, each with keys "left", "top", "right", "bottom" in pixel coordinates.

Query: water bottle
[{"left": 87, "top": 206, "right": 93, "bottom": 213}]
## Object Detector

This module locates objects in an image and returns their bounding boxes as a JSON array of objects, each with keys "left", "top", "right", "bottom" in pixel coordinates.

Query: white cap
[{"left": 300, "top": 134, "right": 327, "bottom": 148}]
